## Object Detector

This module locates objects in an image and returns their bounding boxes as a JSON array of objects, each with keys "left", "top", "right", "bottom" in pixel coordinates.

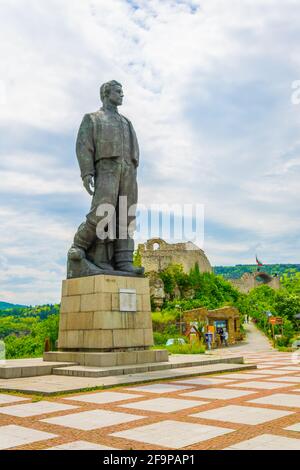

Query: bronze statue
[{"left": 67, "top": 80, "right": 144, "bottom": 278}]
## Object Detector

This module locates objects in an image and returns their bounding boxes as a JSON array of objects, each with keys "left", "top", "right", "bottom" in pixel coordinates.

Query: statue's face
[{"left": 108, "top": 84, "right": 124, "bottom": 106}]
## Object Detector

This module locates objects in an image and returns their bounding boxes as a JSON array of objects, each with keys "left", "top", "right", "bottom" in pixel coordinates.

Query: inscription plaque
[{"left": 119, "top": 288, "right": 137, "bottom": 312}]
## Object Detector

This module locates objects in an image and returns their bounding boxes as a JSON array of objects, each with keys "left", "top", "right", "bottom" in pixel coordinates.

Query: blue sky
[{"left": 1, "top": 0, "right": 300, "bottom": 304}]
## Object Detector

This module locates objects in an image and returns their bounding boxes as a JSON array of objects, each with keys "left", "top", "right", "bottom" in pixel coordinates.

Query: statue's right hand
[{"left": 83, "top": 175, "right": 94, "bottom": 196}]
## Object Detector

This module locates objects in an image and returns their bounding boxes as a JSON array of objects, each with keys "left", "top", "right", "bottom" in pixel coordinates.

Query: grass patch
[{"left": 165, "top": 342, "right": 206, "bottom": 354}]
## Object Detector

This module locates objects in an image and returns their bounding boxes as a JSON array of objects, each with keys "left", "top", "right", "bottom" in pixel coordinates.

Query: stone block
[
  {"left": 136, "top": 294, "right": 143, "bottom": 311},
  {"left": 21, "top": 366, "right": 38, "bottom": 377},
  {"left": 126, "top": 277, "right": 149, "bottom": 294},
  {"left": 81, "top": 292, "right": 111, "bottom": 312},
  {"left": 48, "top": 351, "right": 85, "bottom": 363},
  {"left": 113, "top": 329, "right": 144, "bottom": 348},
  {"left": 67, "top": 312, "right": 94, "bottom": 330},
  {"left": 136, "top": 350, "right": 157, "bottom": 364},
  {"left": 61, "top": 280, "right": 68, "bottom": 297},
  {"left": 83, "top": 330, "right": 113, "bottom": 349},
  {"left": 67, "top": 276, "right": 95, "bottom": 296},
  {"left": 116, "top": 351, "right": 138, "bottom": 365},
  {"left": 111, "top": 293, "right": 119, "bottom": 311},
  {"left": 60, "top": 295, "right": 81, "bottom": 314},
  {"left": 43, "top": 352, "right": 58, "bottom": 362},
  {"left": 93, "top": 311, "right": 123, "bottom": 330},
  {"left": 59, "top": 313, "right": 68, "bottom": 330},
  {"left": 1, "top": 367, "right": 21, "bottom": 379},
  {"left": 59, "top": 330, "right": 84, "bottom": 349},
  {"left": 95, "top": 275, "right": 127, "bottom": 293},
  {"left": 58, "top": 331, "right": 67, "bottom": 348},
  {"left": 94, "top": 275, "right": 105, "bottom": 293},
  {"left": 83, "top": 352, "right": 118, "bottom": 367},
  {"left": 142, "top": 294, "right": 151, "bottom": 312},
  {"left": 144, "top": 328, "right": 154, "bottom": 346},
  {"left": 155, "top": 349, "right": 169, "bottom": 362},
  {"left": 133, "top": 311, "right": 153, "bottom": 329}
]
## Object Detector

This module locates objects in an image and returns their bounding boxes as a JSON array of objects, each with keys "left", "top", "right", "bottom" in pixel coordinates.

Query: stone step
[
  {"left": 44, "top": 349, "right": 168, "bottom": 367},
  {"left": 53, "top": 362, "right": 170, "bottom": 377},
  {"left": 53, "top": 360, "right": 255, "bottom": 378},
  {"left": 0, "top": 358, "right": 77, "bottom": 379},
  {"left": 0, "top": 361, "right": 257, "bottom": 395}
]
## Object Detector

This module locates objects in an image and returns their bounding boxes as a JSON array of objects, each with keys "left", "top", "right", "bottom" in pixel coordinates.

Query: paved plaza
[{"left": 0, "top": 348, "right": 300, "bottom": 450}]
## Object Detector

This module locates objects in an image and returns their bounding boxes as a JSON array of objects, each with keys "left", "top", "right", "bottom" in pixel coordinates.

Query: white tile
[
  {"left": 47, "top": 440, "right": 117, "bottom": 450},
  {"left": 260, "top": 363, "right": 289, "bottom": 367},
  {"left": 253, "top": 369, "right": 294, "bottom": 375},
  {"left": 125, "top": 383, "right": 194, "bottom": 393},
  {"left": 119, "top": 397, "right": 203, "bottom": 413},
  {"left": 266, "top": 376, "right": 300, "bottom": 383},
  {"left": 0, "top": 401, "right": 77, "bottom": 417},
  {"left": 256, "top": 365, "right": 276, "bottom": 369},
  {"left": 214, "top": 373, "right": 266, "bottom": 380},
  {"left": 181, "top": 388, "right": 254, "bottom": 400},
  {"left": 227, "top": 381, "right": 289, "bottom": 390},
  {"left": 225, "top": 434, "right": 300, "bottom": 450},
  {"left": 0, "top": 394, "right": 29, "bottom": 405},
  {"left": 42, "top": 409, "right": 145, "bottom": 430},
  {"left": 64, "top": 391, "right": 141, "bottom": 404},
  {"left": 285, "top": 423, "right": 300, "bottom": 432},
  {"left": 191, "top": 405, "right": 292, "bottom": 425},
  {"left": 174, "top": 377, "right": 236, "bottom": 386},
  {"left": 0, "top": 425, "right": 56, "bottom": 450},
  {"left": 111, "top": 420, "right": 234, "bottom": 449},
  {"left": 249, "top": 393, "right": 300, "bottom": 408}
]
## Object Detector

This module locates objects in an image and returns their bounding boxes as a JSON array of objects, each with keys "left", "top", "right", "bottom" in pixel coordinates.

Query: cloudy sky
[{"left": 1, "top": 0, "right": 300, "bottom": 305}]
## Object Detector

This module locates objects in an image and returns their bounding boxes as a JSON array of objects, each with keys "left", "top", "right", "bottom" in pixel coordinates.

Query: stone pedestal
[{"left": 44, "top": 274, "right": 168, "bottom": 367}]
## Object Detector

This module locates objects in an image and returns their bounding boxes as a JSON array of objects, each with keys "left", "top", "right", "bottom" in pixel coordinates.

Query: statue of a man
[{"left": 67, "top": 80, "right": 144, "bottom": 278}]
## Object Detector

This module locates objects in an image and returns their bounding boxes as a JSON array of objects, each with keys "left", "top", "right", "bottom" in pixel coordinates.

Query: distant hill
[
  {"left": 213, "top": 264, "right": 300, "bottom": 280},
  {"left": 0, "top": 304, "right": 59, "bottom": 320},
  {"left": 0, "top": 301, "right": 27, "bottom": 310}
]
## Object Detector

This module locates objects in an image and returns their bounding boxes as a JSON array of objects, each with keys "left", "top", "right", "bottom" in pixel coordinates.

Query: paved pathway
[
  {"left": 0, "top": 346, "right": 300, "bottom": 450},
  {"left": 209, "top": 321, "right": 274, "bottom": 356}
]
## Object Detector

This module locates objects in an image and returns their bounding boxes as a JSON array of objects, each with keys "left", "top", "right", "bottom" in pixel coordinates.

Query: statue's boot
[
  {"left": 114, "top": 238, "right": 144, "bottom": 275},
  {"left": 72, "top": 221, "right": 97, "bottom": 253},
  {"left": 68, "top": 221, "right": 114, "bottom": 274}
]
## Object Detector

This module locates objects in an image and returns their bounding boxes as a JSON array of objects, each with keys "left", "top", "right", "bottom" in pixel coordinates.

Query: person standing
[{"left": 224, "top": 330, "right": 229, "bottom": 347}]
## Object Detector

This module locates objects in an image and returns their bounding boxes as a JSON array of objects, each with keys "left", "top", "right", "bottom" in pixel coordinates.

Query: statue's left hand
[{"left": 83, "top": 175, "right": 94, "bottom": 196}]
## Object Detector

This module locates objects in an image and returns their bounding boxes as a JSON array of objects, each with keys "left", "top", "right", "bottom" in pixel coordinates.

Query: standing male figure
[{"left": 67, "top": 80, "right": 144, "bottom": 278}]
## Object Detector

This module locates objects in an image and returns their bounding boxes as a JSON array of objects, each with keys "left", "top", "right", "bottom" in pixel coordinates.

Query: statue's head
[{"left": 100, "top": 80, "right": 123, "bottom": 107}]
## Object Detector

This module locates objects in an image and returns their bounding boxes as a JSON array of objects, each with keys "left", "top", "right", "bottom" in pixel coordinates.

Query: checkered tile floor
[{"left": 1, "top": 351, "right": 300, "bottom": 450}]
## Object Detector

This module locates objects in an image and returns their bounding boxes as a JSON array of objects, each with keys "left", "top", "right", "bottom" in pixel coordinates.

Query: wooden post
[{"left": 272, "top": 323, "right": 275, "bottom": 347}]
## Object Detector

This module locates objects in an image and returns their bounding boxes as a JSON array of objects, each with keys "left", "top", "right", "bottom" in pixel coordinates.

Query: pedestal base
[{"left": 45, "top": 274, "right": 167, "bottom": 367}]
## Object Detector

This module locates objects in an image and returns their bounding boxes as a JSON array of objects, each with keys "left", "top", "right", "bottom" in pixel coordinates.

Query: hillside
[
  {"left": 0, "top": 304, "right": 59, "bottom": 319},
  {"left": 0, "top": 301, "right": 27, "bottom": 310},
  {"left": 213, "top": 264, "right": 300, "bottom": 279}
]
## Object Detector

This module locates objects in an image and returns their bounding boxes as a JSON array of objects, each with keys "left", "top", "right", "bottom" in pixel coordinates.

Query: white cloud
[{"left": 0, "top": 151, "right": 86, "bottom": 198}]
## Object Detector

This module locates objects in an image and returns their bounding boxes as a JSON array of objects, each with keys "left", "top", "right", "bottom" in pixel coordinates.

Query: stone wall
[
  {"left": 138, "top": 238, "right": 212, "bottom": 274},
  {"left": 230, "top": 271, "right": 281, "bottom": 293}
]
